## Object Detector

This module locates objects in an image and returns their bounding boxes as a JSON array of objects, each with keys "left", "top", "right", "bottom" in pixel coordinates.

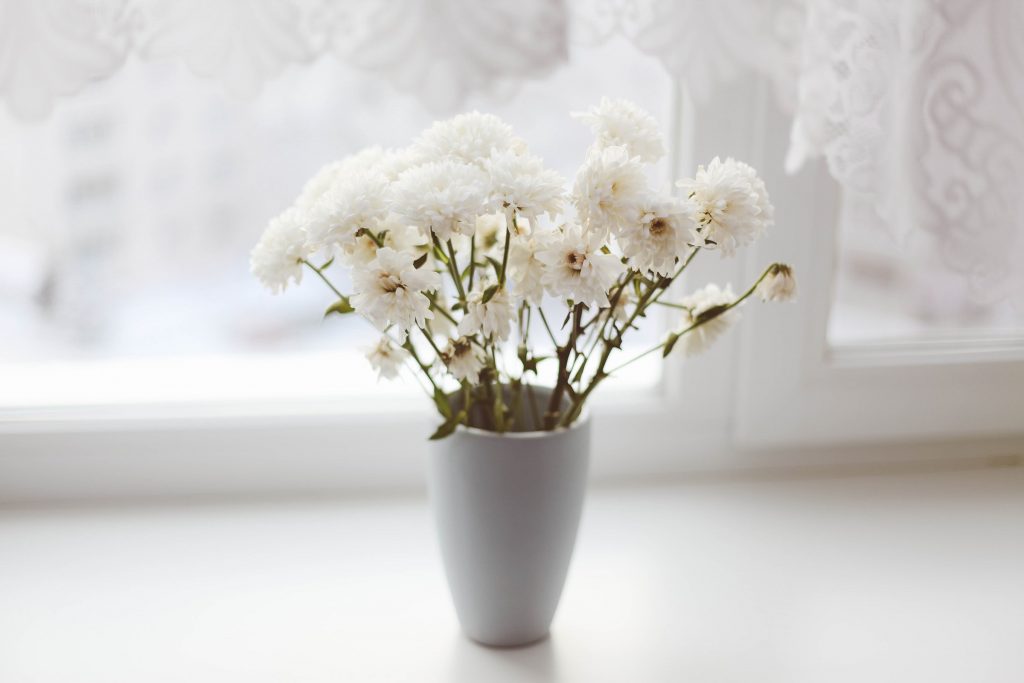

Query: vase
[{"left": 426, "top": 390, "right": 590, "bottom": 647}]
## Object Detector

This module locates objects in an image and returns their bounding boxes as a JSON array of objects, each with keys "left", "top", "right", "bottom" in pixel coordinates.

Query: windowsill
[{"left": 3, "top": 466, "right": 1023, "bottom": 682}]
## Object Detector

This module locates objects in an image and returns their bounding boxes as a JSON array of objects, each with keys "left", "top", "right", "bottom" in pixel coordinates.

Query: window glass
[
  {"left": 828, "top": 198, "right": 1024, "bottom": 346},
  {"left": 0, "top": 37, "right": 670, "bottom": 406}
]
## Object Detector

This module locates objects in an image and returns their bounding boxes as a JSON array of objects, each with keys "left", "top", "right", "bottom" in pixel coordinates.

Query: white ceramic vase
[{"left": 427, "top": 403, "right": 590, "bottom": 647}]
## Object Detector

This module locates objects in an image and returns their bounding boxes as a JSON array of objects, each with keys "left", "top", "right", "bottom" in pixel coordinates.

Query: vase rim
[{"left": 454, "top": 407, "right": 590, "bottom": 440}]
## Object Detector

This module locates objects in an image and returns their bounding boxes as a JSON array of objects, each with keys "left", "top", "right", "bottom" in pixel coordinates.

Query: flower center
[
  {"left": 566, "top": 251, "right": 586, "bottom": 271},
  {"left": 377, "top": 272, "right": 405, "bottom": 293},
  {"left": 648, "top": 217, "right": 670, "bottom": 236}
]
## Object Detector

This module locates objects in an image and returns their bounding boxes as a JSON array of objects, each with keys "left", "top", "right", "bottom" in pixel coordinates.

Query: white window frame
[{"left": 3, "top": 76, "right": 1023, "bottom": 504}]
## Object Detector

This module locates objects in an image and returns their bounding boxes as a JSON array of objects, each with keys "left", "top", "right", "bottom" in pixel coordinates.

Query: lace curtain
[{"left": 1, "top": 0, "right": 1022, "bottom": 299}]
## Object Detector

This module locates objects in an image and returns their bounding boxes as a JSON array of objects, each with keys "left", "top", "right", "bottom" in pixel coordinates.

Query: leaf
[
  {"left": 433, "top": 387, "right": 453, "bottom": 420},
  {"left": 432, "top": 244, "right": 449, "bottom": 264},
  {"left": 486, "top": 256, "right": 502, "bottom": 276},
  {"left": 319, "top": 256, "right": 335, "bottom": 270},
  {"left": 561, "top": 309, "right": 572, "bottom": 329},
  {"left": 429, "top": 410, "right": 466, "bottom": 440},
  {"left": 413, "top": 252, "right": 428, "bottom": 269},
  {"left": 663, "top": 332, "right": 680, "bottom": 357},
  {"left": 695, "top": 304, "right": 729, "bottom": 324},
  {"left": 324, "top": 297, "right": 355, "bottom": 317},
  {"left": 481, "top": 284, "right": 499, "bottom": 304},
  {"left": 633, "top": 278, "right": 643, "bottom": 299}
]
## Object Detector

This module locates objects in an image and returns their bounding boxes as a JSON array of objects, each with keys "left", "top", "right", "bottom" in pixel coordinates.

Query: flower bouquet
[{"left": 251, "top": 98, "right": 794, "bottom": 645}]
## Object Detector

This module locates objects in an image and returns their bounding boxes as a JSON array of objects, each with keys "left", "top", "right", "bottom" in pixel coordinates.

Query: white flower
[
  {"left": 441, "top": 337, "right": 484, "bottom": 382},
  {"left": 458, "top": 286, "right": 515, "bottom": 341},
  {"left": 507, "top": 229, "right": 554, "bottom": 304},
  {"left": 678, "top": 283, "right": 739, "bottom": 356},
  {"left": 295, "top": 147, "right": 413, "bottom": 212},
  {"left": 250, "top": 206, "right": 313, "bottom": 294},
  {"left": 573, "top": 145, "right": 647, "bottom": 238},
  {"left": 365, "top": 337, "right": 407, "bottom": 381},
  {"left": 617, "top": 195, "right": 694, "bottom": 276},
  {"left": 340, "top": 216, "right": 426, "bottom": 268},
  {"left": 351, "top": 247, "right": 440, "bottom": 336},
  {"left": 413, "top": 111, "right": 525, "bottom": 165},
  {"left": 295, "top": 160, "right": 346, "bottom": 212},
  {"left": 573, "top": 97, "right": 665, "bottom": 163},
  {"left": 678, "top": 157, "right": 774, "bottom": 257},
  {"left": 474, "top": 212, "right": 507, "bottom": 256},
  {"left": 306, "top": 168, "right": 390, "bottom": 250},
  {"left": 484, "top": 150, "right": 565, "bottom": 223},
  {"left": 390, "top": 160, "right": 495, "bottom": 242},
  {"left": 609, "top": 286, "right": 634, "bottom": 324},
  {"left": 536, "top": 223, "right": 625, "bottom": 307},
  {"left": 756, "top": 263, "right": 797, "bottom": 302}
]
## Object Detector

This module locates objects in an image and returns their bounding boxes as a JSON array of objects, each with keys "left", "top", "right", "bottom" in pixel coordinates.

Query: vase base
[{"left": 465, "top": 629, "right": 551, "bottom": 649}]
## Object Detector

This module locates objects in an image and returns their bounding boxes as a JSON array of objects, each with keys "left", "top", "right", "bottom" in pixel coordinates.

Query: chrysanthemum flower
[
  {"left": 351, "top": 247, "right": 440, "bottom": 336},
  {"left": 250, "top": 206, "right": 314, "bottom": 294},
  {"left": 617, "top": 195, "right": 695, "bottom": 276},
  {"left": 756, "top": 263, "right": 797, "bottom": 302},
  {"left": 458, "top": 286, "right": 515, "bottom": 341},
  {"left": 441, "top": 337, "right": 484, "bottom": 382},
  {"left": 507, "top": 229, "right": 555, "bottom": 305},
  {"left": 677, "top": 157, "right": 774, "bottom": 257},
  {"left": 413, "top": 111, "right": 526, "bottom": 165},
  {"left": 474, "top": 213, "right": 507, "bottom": 256},
  {"left": 536, "top": 223, "right": 625, "bottom": 307},
  {"left": 678, "top": 283, "right": 739, "bottom": 356},
  {"left": 365, "top": 337, "right": 407, "bottom": 381},
  {"left": 390, "top": 160, "right": 495, "bottom": 242},
  {"left": 484, "top": 150, "right": 565, "bottom": 223},
  {"left": 341, "top": 217, "right": 426, "bottom": 268},
  {"left": 305, "top": 168, "right": 390, "bottom": 250},
  {"left": 572, "top": 97, "right": 666, "bottom": 163},
  {"left": 573, "top": 145, "right": 647, "bottom": 238}
]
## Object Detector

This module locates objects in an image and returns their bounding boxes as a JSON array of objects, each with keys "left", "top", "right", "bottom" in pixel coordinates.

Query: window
[{"left": 2, "top": 2, "right": 1023, "bottom": 503}]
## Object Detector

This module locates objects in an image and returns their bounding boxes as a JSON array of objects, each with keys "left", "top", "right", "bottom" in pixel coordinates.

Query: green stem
[
  {"left": 606, "top": 263, "right": 776, "bottom": 374},
  {"left": 446, "top": 239, "right": 466, "bottom": 301},
  {"left": 498, "top": 218, "right": 512, "bottom": 287},
  {"left": 300, "top": 259, "right": 345, "bottom": 299},
  {"left": 538, "top": 308, "right": 559, "bottom": 348}
]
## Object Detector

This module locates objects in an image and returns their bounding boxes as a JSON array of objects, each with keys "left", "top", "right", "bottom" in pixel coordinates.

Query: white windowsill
[{"left": 3, "top": 466, "right": 1023, "bottom": 682}]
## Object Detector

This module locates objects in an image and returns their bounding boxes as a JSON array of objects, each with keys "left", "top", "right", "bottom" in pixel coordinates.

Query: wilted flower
[
  {"left": 365, "top": 337, "right": 407, "bottom": 381},
  {"left": 678, "top": 157, "right": 774, "bottom": 257},
  {"left": 351, "top": 247, "right": 440, "bottom": 336},
  {"left": 441, "top": 337, "right": 484, "bottom": 381},
  {"left": 756, "top": 263, "right": 797, "bottom": 302},
  {"left": 677, "top": 283, "right": 739, "bottom": 356}
]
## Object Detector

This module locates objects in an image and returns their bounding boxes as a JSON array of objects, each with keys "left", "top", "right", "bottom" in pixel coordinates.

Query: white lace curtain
[{"left": 2, "top": 0, "right": 1022, "bottom": 299}]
